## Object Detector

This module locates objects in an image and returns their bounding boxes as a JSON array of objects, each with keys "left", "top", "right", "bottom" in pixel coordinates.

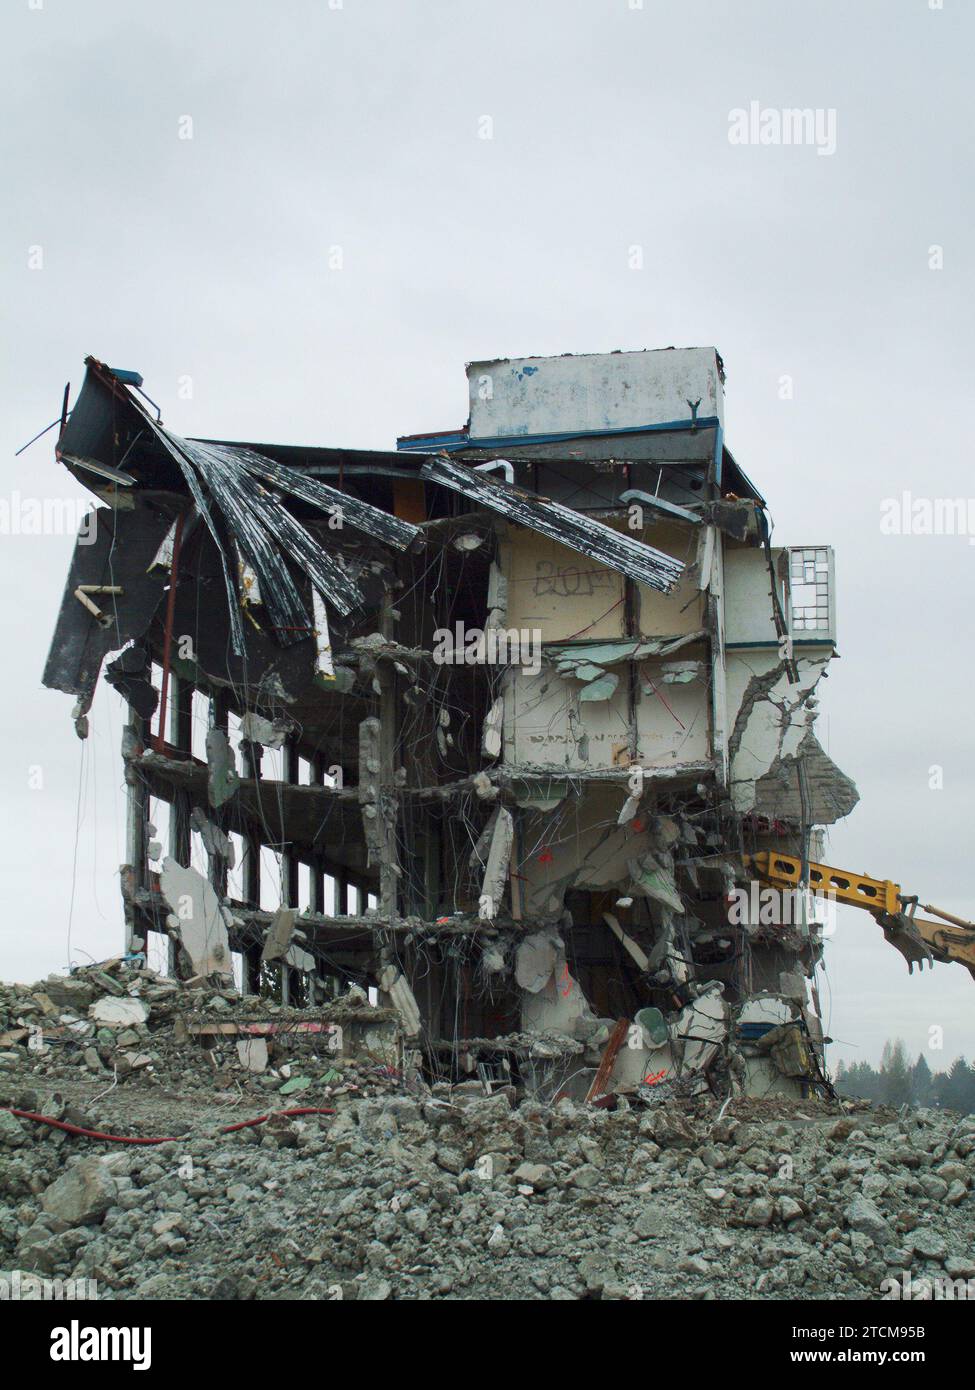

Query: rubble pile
[
  {"left": 1, "top": 966, "right": 973, "bottom": 1300},
  {"left": 0, "top": 960, "right": 404, "bottom": 1105}
]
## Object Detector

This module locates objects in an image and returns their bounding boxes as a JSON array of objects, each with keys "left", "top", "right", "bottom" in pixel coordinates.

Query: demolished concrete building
[{"left": 42, "top": 348, "right": 859, "bottom": 1105}]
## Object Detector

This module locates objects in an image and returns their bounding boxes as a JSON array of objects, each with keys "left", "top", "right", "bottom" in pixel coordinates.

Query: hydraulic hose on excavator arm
[{"left": 745, "top": 851, "right": 975, "bottom": 982}]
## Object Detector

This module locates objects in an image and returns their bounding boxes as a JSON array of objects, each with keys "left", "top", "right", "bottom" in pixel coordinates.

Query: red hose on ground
[{"left": 4, "top": 1106, "right": 335, "bottom": 1146}]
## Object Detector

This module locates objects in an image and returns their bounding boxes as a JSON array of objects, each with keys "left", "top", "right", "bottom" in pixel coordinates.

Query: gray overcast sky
[{"left": 2, "top": 0, "right": 972, "bottom": 1073}]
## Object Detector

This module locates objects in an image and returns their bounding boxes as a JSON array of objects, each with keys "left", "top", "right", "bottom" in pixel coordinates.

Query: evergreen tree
[
  {"left": 840, "top": 1059, "right": 881, "bottom": 1102},
  {"left": 880, "top": 1039, "right": 912, "bottom": 1107},
  {"left": 933, "top": 1068, "right": 951, "bottom": 1109},
  {"left": 942, "top": 1057, "right": 975, "bottom": 1114},
  {"left": 911, "top": 1053, "right": 934, "bottom": 1107}
]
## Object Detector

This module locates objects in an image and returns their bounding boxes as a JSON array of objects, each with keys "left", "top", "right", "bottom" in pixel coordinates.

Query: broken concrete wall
[
  {"left": 514, "top": 783, "right": 669, "bottom": 920},
  {"left": 502, "top": 665, "right": 632, "bottom": 770},
  {"left": 725, "top": 651, "right": 851, "bottom": 819},
  {"left": 516, "top": 931, "right": 612, "bottom": 1044},
  {"left": 501, "top": 640, "right": 711, "bottom": 773}
]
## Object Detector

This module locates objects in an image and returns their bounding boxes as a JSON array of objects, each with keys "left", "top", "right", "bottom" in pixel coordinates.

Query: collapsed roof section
[
  {"left": 53, "top": 358, "right": 420, "bottom": 656},
  {"left": 45, "top": 357, "right": 692, "bottom": 714}
]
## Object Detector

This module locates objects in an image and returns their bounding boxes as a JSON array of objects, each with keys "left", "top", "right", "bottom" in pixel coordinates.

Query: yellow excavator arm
[{"left": 745, "top": 851, "right": 975, "bottom": 981}]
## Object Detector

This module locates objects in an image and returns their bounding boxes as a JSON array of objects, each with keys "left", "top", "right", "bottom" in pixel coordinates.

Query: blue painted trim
[
  {"left": 108, "top": 367, "right": 144, "bottom": 388},
  {"left": 725, "top": 640, "right": 836, "bottom": 650},
  {"left": 396, "top": 430, "right": 468, "bottom": 452},
  {"left": 396, "top": 417, "right": 721, "bottom": 453}
]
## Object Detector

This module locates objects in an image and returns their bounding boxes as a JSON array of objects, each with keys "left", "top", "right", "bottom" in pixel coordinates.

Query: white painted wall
[
  {"left": 467, "top": 347, "right": 725, "bottom": 439},
  {"left": 723, "top": 543, "right": 783, "bottom": 648},
  {"left": 502, "top": 658, "right": 710, "bottom": 771},
  {"left": 724, "top": 542, "right": 837, "bottom": 648}
]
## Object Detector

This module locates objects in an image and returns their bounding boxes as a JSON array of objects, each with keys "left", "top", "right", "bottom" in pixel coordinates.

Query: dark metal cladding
[
  {"left": 420, "top": 456, "right": 685, "bottom": 593},
  {"left": 41, "top": 497, "right": 175, "bottom": 701}
]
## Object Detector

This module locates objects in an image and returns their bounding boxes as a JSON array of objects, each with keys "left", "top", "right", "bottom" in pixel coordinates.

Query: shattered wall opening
[{"left": 42, "top": 348, "right": 859, "bottom": 1106}]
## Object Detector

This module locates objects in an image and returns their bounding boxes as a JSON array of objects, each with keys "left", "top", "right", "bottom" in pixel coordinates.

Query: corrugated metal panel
[
  {"left": 187, "top": 439, "right": 365, "bottom": 616},
  {"left": 98, "top": 378, "right": 355, "bottom": 650},
  {"left": 180, "top": 439, "right": 362, "bottom": 636},
  {"left": 145, "top": 413, "right": 250, "bottom": 655},
  {"left": 227, "top": 445, "right": 420, "bottom": 551},
  {"left": 177, "top": 438, "right": 312, "bottom": 646},
  {"left": 420, "top": 457, "right": 684, "bottom": 594}
]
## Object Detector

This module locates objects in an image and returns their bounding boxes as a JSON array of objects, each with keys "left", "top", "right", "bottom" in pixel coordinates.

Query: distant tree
[
  {"left": 912, "top": 1053, "right": 935, "bottom": 1108},
  {"left": 836, "top": 1044, "right": 975, "bottom": 1113},
  {"left": 880, "top": 1039, "right": 913, "bottom": 1107},
  {"left": 933, "top": 1068, "right": 950, "bottom": 1109},
  {"left": 941, "top": 1057, "right": 975, "bottom": 1115},
  {"left": 839, "top": 1059, "right": 881, "bottom": 1102}
]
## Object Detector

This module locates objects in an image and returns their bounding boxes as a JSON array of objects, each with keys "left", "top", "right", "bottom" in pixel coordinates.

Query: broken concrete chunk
[
  {"left": 261, "top": 907, "right": 296, "bottom": 965},
  {"left": 844, "top": 1194, "right": 892, "bottom": 1247},
  {"left": 284, "top": 943, "right": 317, "bottom": 973},
  {"left": 237, "top": 1038, "right": 269, "bottom": 1073},
  {"left": 514, "top": 932, "right": 558, "bottom": 994},
  {"left": 43, "top": 975, "right": 96, "bottom": 1010},
  {"left": 0, "top": 1110, "right": 27, "bottom": 1147},
  {"left": 658, "top": 660, "right": 702, "bottom": 684},
  {"left": 239, "top": 712, "right": 294, "bottom": 750},
  {"left": 910, "top": 1228, "right": 947, "bottom": 1263},
  {"left": 628, "top": 851, "right": 684, "bottom": 914},
  {"left": 744, "top": 1198, "right": 774, "bottom": 1227},
  {"left": 617, "top": 794, "right": 641, "bottom": 826},
  {"left": 578, "top": 672, "right": 619, "bottom": 702},
  {"left": 471, "top": 771, "right": 497, "bottom": 801},
  {"left": 673, "top": 985, "right": 727, "bottom": 1078},
  {"left": 159, "top": 858, "right": 234, "bottom": 980},
  {"left": 478, "top": 807, "right": 513, "bottom": 921},
  {"left": 378, "top": 964, "right": 422, "bottom": 1037},
  {"left": 89, "top": 996, "right": 150, "bottom": 1027},
  {"left": 205, "top": 728, "right": 239, "bottom": 808},
  {"left": 41, "top": 1158, "right": 118, "bottom": 1227},
  {"left": 481, "top": 697, "right": 504, "bottom": 759},
  {"left": 90, "top": 969, "right": 125, "bottom": 997},
  {"left": 189, "top": 808, "right": 235, "bottom": 865},
  {"left": 119, "top": 1051, "right": 153, "bottom": 1071},
  {"left": 481, "top": 944, "right": 506, "bottom": 974}
]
